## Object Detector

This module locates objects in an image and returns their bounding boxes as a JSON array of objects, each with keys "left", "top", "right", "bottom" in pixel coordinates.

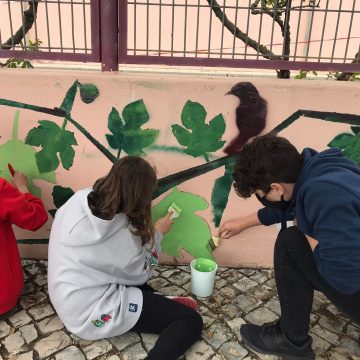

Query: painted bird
[{"left": 224, "top": 82, "right": 268, "bottom": 155}]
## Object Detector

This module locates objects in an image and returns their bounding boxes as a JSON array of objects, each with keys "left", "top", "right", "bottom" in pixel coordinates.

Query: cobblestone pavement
[{"left": 0, "top": 260, "right": 359, "bottom": 360}]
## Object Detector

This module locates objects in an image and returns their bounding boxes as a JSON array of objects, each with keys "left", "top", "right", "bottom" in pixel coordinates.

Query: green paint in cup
[{"left": 194, "top": 258, "right": 217, "bottom": 272}]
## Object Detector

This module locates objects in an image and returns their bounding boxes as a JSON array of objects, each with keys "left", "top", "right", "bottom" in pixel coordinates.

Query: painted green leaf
[
  {"left": 79, "top": 83, "right": 99, "bottom": 104},
  {"left": 211, "top": 160, "right": 235, "bottom": 227},
  {"left": 152, "top": 187, "right": 214, "bottom": 260},
  {"left": 328, "top": 128, "right": 360, "bottom": 167},
  {"left": 25, "top": 120, "right": 78, "bottom": 173},
  {"left": 122, "top": 99, "right": 149, "bottom": 129},
  {"left": 60, "top": 81, "right": 79, "bottom": 114},
  {"left": 52, "top": 185, "right": 75, "bottom": 208},
  {"left": 172, "top": 100, "right": 226, "bottom": 161},
  {"left": 105, "top": 101, "right": 159, "bottom": 156},
  {"left": 0, "top": 111, "right": 56, "bottom": 197}
]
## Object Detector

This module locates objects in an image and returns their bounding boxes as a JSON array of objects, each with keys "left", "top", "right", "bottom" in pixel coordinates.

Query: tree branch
[
  {"left": 336, "top": 49, "right": 360, "bottom": 81},
  {"left": 1, "top": 1, "right": 40, "bottom": 50},
  {"left": 206, "top": 0, "right": 281, "bottom": 60}
]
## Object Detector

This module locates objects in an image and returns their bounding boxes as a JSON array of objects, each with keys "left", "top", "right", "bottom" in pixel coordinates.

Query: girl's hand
[
  {"left": 11, "top": 172, "right": 30, "bottom": 194},
  {"left": 155, "top": 212, "right": 174, "bottom": 235}
]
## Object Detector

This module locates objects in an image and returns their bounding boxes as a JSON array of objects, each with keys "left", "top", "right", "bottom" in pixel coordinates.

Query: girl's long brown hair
[{"left": 87, "top": 156, "right": 157, "bottom": 245}]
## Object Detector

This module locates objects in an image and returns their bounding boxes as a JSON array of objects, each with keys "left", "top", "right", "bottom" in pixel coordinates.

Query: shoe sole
[{"left": 241, "top": 337, "right": 315, "bottom": 360}]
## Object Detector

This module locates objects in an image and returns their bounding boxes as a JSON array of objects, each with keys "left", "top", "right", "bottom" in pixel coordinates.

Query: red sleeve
[{"left": 0, "top": 179, "right": 48, "bottom": 231}]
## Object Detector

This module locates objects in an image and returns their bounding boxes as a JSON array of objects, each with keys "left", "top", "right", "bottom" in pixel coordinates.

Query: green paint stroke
[
  {"left": 152, "top": 187, "right": 214, "bottom": 260},
  {"left": 172, "top": 100, "right": 226, "bottom": 162},
  {"left": 0, "top": 111, "right": 56, "bottom": 197},
  {"left": 328, "top": 126, "right": 360, "bottom": 167},
  {"left": 211, "top": 159, "right": 235, "bottom": 227}
]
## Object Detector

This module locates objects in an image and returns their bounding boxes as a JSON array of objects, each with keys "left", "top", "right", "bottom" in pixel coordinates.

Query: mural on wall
[{"left": 1, "top": 81, "right": 360, "bottom": 260}]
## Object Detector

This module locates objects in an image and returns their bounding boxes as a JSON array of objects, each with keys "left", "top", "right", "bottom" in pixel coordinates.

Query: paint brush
[
  {"left": 209, "top": 231, "right": 229, "bottom": 251},
  {"left": 8, "top": 163, "right": 15, "bottom": 177},
  {"left": 168, "top": 202, "right": 182, "bottom": 220}
]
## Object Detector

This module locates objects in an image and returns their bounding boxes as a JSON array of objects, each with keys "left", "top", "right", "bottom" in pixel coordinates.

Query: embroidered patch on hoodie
[
  {"left": 92, "top": 313, "right": 112, "bottom": 327},
  {"left": 144, "top": 249, "right": 159, "bottom": 271},
  {"left": 129, "top": 303, "right": 138, "bottom": 313}
]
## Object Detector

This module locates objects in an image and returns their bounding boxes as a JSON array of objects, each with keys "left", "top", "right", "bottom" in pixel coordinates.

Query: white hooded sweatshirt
[{"left": 48, "top": 189, "right": 162, "bottom": 340}]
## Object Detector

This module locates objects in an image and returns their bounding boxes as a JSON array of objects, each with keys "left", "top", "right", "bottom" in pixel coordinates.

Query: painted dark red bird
[{"left": 224, "top": 82, "right": 268, "bottom": 155}]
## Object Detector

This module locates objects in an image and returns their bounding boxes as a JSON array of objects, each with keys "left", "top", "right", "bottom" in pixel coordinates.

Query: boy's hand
[
  {"left": 11, "top": 172, "right": 30, "bottom": 194},
  {"left": 218, "top": 219, "right": 243, "bottom": 239},
  {"left": 305, "top": 234, "right": 318, "bottom": 251},
  {"left": 155, "top": 212, "right": 174, "bottom": 235}
]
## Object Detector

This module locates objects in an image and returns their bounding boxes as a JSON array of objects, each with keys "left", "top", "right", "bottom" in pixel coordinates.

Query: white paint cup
[{"left": 190, "top": 258, "right": 218, "bottom": 297}]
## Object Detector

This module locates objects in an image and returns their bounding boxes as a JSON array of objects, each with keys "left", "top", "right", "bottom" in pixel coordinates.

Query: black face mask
[{"left": 255, "top": 193, "right": 291, "bottom": 210}]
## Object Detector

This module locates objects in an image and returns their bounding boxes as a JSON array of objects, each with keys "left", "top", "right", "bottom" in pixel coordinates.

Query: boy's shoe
[
  {"left": 240, "top": 322, "right": 315, "bottom": 360},
  {"left": 166, "top": 296, "right": 198, "bottom": 311}
]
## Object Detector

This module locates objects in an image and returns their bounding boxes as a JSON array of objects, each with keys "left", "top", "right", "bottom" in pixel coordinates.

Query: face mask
[{"left": 255, "top": 193, "right": 291, "bottom": 210}]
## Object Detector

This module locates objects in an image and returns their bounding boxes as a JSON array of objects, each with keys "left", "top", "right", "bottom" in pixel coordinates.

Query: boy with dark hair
[
  {"left": 219, "top": 134, "right": 360, "bottom": 359},
  {"left": 0, "top": 171, "right": 48, "bottom": 320}
]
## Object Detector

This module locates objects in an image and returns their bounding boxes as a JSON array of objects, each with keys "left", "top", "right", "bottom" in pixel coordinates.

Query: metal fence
[
  {"left": 120, "top": 0, "right": 360, "bottom": 72},
  {"left": 0, "top": 0, "right": 100, "bottom": 62},
  {"left": 1, "top": 0, "right": 360, "bottom": 72}
]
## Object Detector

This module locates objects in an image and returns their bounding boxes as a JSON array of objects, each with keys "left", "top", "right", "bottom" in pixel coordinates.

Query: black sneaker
[{"left": 240, "top": 322, "right": 315, "bottom": 360}]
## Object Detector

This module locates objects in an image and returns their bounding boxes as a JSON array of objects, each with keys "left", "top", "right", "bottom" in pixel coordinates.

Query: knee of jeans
[
  {"left": 275, "top": 226, "right": 306, "bottom": 253},
  {"left": 190, "top": 311, "right": 203, "bottom": 337}
]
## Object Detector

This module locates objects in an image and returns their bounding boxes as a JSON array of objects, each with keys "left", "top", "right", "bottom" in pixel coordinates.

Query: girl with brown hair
[{"left": 48, "top": 156, "right": 203, "bottom": 360}]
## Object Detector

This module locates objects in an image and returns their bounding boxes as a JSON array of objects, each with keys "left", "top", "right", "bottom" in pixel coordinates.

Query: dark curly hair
[{"left": 233, "top": 134, "right": 303, "bottom": 198}]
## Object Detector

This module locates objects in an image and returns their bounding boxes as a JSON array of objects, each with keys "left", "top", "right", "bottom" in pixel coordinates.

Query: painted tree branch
[
  {"left": 0, "top": 98, "right": 117, "bottom": 163},
  {"left": 154, "top": 109, "right": 360, "bottom": 198},
  {"left": 1, "top": 1, "right": 40, "bottom": 50}
]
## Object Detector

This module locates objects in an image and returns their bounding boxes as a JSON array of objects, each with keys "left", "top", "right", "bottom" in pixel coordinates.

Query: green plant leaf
[
  {"left": 105, "top": 101, "right": 159, "bottom": 156},
  {"left": 172, "top": 100, "right": 226, "bottom": 160},
  {"left": 79, "top": 83, "right": 99, "bottom": 104},
  {"left": 328, "top": 131, "right": 360, "bottom": 167},
  {"left": 52, "top": 185, "right": 75, "bottom": 208},
  {"left": 25, "top": 120, "right": 77, "bottom": 173}
]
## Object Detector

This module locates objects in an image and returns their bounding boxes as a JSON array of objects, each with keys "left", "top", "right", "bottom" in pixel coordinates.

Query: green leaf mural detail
[
  {"left": 328, "top": 127, "right": 360, "bottom": 166},
  {"left": 152, "top": 187, "right": 214, "bottom": 260},
  {"left": 79, "top": 83, "right": 100, "bottom": 104},
  {"left": 25, "top": 120, "right": 78, "bottom": 173},
  {"left": 106, "top": 100, "right": 159, "bottom": 156},
  {"left": 52, "top": 185, "right": 75, "bottom": 209},
  {"left": 172, "top": 101, "right": 226, "bottom": 161},
  {"left": 211, "top": 160, "right": 235, "bottom": 227},
  {"left": 60, "top": 80, "right": 79, "bottom": 114},
  {"left": 0, "top": 111, "right": 56, "bottom": 197}
]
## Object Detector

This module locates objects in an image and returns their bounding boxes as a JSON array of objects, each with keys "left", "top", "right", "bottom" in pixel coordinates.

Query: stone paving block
[
  {"left": 233, "top": 294, "right": 260, "bottom": 314},
  {"left": 220, "top": 341, "right": 248, "bottom": 360},
  {"left": 0, "top": 321, "right": 11, "bottom": 338},
  {"left": 245, "top": 308, "right": 278, "bottom": 326},
  {"left": 203, "top": 323, "right": 233, "bottom": 349},
  {"left": 318, "top": 314, "right": 347, "bottom": 334},
  {"left": 339, "top": 337, "right": 360, "bottom": 356},
  {"left": 8, "top": 310, "right": 32, "bottom": 329},
  {"left": 34, "top": 274, "right": 48, "bottom": 287},
  {"left": 263, "top": 298, "right": 281, "bottom": 316},
  {"left": 106, "top": 356, "right": 121, "bottom": 360},
  {"left": 233, "top": 277, "right": 258, "bottom": 292},
  {"left": 222, "top": 304, "right": 240, "bottom": 320},
  {"left": 226, "top": 317, "right": 247, "bottom": 341},
  {"left": 249, "top": 271, "right": 271, "bottom": 285},
  {"left": 346, "top": 323, "right": 360, "bottom": 341},
  {"left": 121, "top": 342, "right": 147, "bottom": 360},
  {"left": 140, "top": 333, "right": 158, "bottom": 352},
  {"left": 19, "top": 291, "right": 47, "bottom": 309},
  {"left": 28, "top": 304, "right": 54, "bottom": 320},
  {"left": 214, "top": 279, "right": 227, "bottom": 290},
  {"left": 55, "top": 345, "right": 85, "bottom": 360},
  {"left": 2, "top": 331, "right": 26, "bottom": 355},
  {"left": 83, "top": 339, "right": 113, "bottom": 359},
  {"left": 169, "top": 272, "right": 191, "bottom": 286},
  {"left": 8, "top": 351, "right": 33, "bottom": 360},
  {"left": 185, "top": 340, "right": 215, "bottom": 360},
  {"left": 147, "top": 277, "right": 169, "bottom": 289},
  {"left": 310, "top": 333, "right": 331, "bottom": 354},
  {"left": 311, "top": 324, "right": 340, "bottom": 346},
  {"left": 109, "top": 332, "right": 141, "bottom": 351},
  {"left": 37, "top": 315, "right": 64, "bottom": 334},
  {"left": 157, "top": 285, "right": 186, "bottom": 296},
  {"left": 19, "top": 324, "right": 38, "bottom": 344},
  {"left": 34, "top": 330, "right": 72, "bottom": 359},
  {"left": 23, "top": 263, "right": 43, "bottom": 276},
  {"left": 219, "top": 286, "right": 237, "bottom": 298}
]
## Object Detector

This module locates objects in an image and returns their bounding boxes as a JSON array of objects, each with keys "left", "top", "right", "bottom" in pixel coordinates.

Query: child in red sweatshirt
[{"left": 0, "top": 171, "right": 48, "bottom": 319}]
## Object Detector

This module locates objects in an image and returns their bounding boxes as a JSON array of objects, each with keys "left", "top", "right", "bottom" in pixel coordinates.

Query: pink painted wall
[{"left": 0, "top": 68, "right": 359, "bottom": 267}]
